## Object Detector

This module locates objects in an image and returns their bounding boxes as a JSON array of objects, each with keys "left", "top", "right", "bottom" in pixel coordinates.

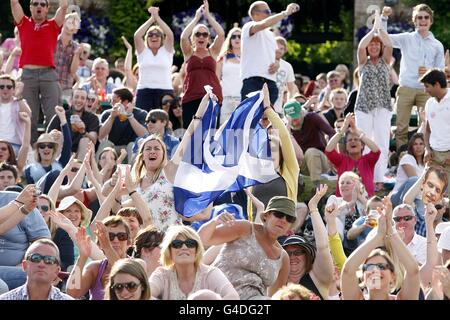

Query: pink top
[
  {"left": 325, "top": 149, "right": 380, "bottom": 196},
  {"left": 149, "top": 264, "right": 239, "bottom": 300}
]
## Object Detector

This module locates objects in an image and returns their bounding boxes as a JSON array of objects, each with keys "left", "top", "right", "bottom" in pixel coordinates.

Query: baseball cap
[
  {"left": 283, "top": 101, "right": 302, "bottom": 119},
  {"left": 281, "top": 234, "right": 317, "bottom": 261}
]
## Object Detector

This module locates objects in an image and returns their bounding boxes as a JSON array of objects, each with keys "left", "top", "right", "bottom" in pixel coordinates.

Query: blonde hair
[
  {"left": 412, "top": 4, "right": 434, "bottom": 23},
  {"left": 64, "top": 12, "right": 81, "bottom": 25},
  {"left": 190, "top": 24, "right": 210, "bottom": 48},
  {"left": 145, "top": 25, "right": 165, "bottom": 48},
  {"left": 131, "top": 135, "right": 167, "bottom": 185},
  {"left": 92, "top": 57, "right": 109, "bottom": 71},
  {"left": 38, "top": 195, "right": 57, "bottom": 238},
  {"left": 330, "top": 88, "right": 348, "bottom": 101},
  {"left": 272, "top": 283, "right": 315, "bottom": 300},
  {"left": 159, "top": 225, "right": 204, "bottom": 269},
  {"left": 218, "top": 27, "right": 241, "bottom": 59}
]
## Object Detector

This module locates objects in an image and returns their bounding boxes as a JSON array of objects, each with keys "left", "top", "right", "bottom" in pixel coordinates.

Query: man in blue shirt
[
  {"left": 0, "top": 191, "right": 50, "bottom": 290},
  {"left": 381, "top": 4, "right": 445, "bottom": 151}
]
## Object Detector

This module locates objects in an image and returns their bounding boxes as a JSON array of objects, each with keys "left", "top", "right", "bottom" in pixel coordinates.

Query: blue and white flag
[{"left": 173, "top": 90, "right": 278, "bottom": 217}]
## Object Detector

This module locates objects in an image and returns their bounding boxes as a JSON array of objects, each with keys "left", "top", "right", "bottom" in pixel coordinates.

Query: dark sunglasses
[
  {"left": 31, "top": 2, "right": 47, "bottom": 7},
  {"left": 27, "top": 253, "right": 59, "bottom": 265},
  {"left": 170, "top": 238, "right": 198, "bottom": 249},
  {"left": 38, "top": 205, "right": 49, "bottom": 212},
  {"left": 272, "top": 211, "right": 296, "bottom": 224},
  {"left": 393, "top": 215, "right": 414, "bottom": 223},
  {"left": 147, "top": 118, "right": 158, "bottom": 124},
  {"left": 38, "top": 143, "right": 54, "bottom": 149},
  {"left": 0, "top": 85, "right": 14, "bottom": 90},
  {"left": 148, "top": 32, "right": 162, "bottom": 38},
  {"left": 71, "top": 167, "right": 80, "bottom": 173},
  {"left": 109, "top": 232, "right": 129, "bottom": 241},
  {"left": 230, "top": 34, "right": 241, "bottom": 40},
  {"left": 286, "top": 249, "right": 306, "bottom": 257},
  {"left": 111, "top": 282, "right": 141, "bottom": 293},
  {"left": 416, "top": 15, "right": 430, "bottom": 20},
  {"left": 194, "top": 32, "right": 209, "bottom": 38},
  {"left": 362, "top": 263, "right": 392, "bottom": 272}
]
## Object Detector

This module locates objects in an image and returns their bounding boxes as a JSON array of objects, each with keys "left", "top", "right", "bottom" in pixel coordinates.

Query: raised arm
[
  {"left": 149, "top": 7, "right": 174, "bottom": 53},
  {"left": 121, "top": 36, "right": 137, "bottom": 90},
  {"left": 10, "top": 0, "right": 24, "bottom": 25},
  {"left": 54, "top": 0, "right": 69, "bottom": 27},
  {"left": 180, "top": 5, "right": 202, "bottom": 60},
  {"left": 0, "top": 186, "right": 37, "bottom": 235},
  {"left": 308, "top": 185, "right": 335, "bottom": 286},
  {"left": 202, "top": 1, "right": 224, "bottom": 58},
  {"left": 353, "top": 125, "right": 380, "bottom": 153},
  {"left": 47, "top": 155, "right": 75, "bottom": 204},
  {"left": 133, "top": 11, "right": 155, "bottom": 54},
  {"left": 420, "top": 203, "right": 441, "bottom": 289},
  {"left": 198, "top": 213, "right": 251, "bottom": 246},
  {"left": 325, "top": 203, "right": 347, "bottom": 271},
  {"left": 403, "top": 168, "right": 426, "bottom": 205},
  {"left": 16, "top": 112, "right": 31, "bottom": 173},
  {"left": 249, "top": 3, "right": 299, "bottom": 36},
  {"left": 3, "top": 47, "right": 21, "bottom": 74},
  {"left": 326, "top": 113, "right": 351, "bottom": 152},
  {"left": 123, "top": 166, "right": 153, "bottom": 227}
]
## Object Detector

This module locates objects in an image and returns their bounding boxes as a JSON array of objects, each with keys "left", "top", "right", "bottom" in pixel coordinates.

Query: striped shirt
[{"left": 0, "top": 283, "right": 74, "bottom": 300}]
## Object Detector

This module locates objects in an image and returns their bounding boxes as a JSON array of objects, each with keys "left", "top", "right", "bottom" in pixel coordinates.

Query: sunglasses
[
  {"left": 194, "top": 32, "right": 209, "bottom": 38},
  {"left": 31, "top": 2, "right": 47, "bottom": 7},
  {"left": 147, "top": 118, "right": 158, "bottom": 124},
  {"left": 27, "top": 253, "right": 59, "bottom": 265},
  {"left": 416, "top": 15, "right": 430, "bottom": 20},
  {"left": 272, "top": 211, "right": 296, "bottom": 224},
  {"left": 170, "top": 238, "right": 198, "bottom": 249},
  {"left": 87, "top": 97, "right": 96, "bottom": 102},
  {"left": 286, "top": 249, "right": 306, "bottom": 257},
  {"left": 0, "top": 85, "right": 14, "bottom": 90},
  {"left": 362, "top": 263, "right": 392, "bottom": 272},
  {"left": 38, "top": 205, "right": 49, "bottom": 212},
  {"left": 108, "top": 232, "right": 129, "bottom": 241},
  {"left": 393, "top": 215, "right": 414, "bottom": 223},
  {"left": 71, "top": 167, "right": 80, "bottom": 173},
  {"left": 111, "top": 282, "right": 141, "bottom": 293},
  {"left": 148, "top": 32, "right": 162, "bottom": 38},
  {"left": 38, "top": 143, "right": 54, "bottom": 149},
  {"left": 230, "top": 34, "right": 241, "bottom": 40}
]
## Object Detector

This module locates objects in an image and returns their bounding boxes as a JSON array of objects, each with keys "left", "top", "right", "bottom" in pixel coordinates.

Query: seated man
[
  {"left": 323, "top": 88, "right": 347, "bottom": 128},
  {"left": 98, "top": 87, "right": 148, "bottom": 163},
  {"left": 47, "top": 88, "right": 99, "bottom": 160}
]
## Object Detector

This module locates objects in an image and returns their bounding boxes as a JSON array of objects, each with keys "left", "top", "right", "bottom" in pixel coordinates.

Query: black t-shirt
[
  {"left": 47, "top": 109, "right": 100, "bottom": 152},
  {"left": 100, "top": 107, "right": 147, "bottom": 146},
  {"left": 323, "top": 109, "right": 343, "bottom": 128}
]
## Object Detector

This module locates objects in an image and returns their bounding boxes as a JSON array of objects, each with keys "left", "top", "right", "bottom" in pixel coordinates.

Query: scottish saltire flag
[{"left": 173, "top": 90, "right": 279, "bottom": 217}]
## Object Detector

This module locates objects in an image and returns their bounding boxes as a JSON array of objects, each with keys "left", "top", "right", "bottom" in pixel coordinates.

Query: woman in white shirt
[
  {"left": 134, "top": 7, "right": 174, "bottom": 111},
  {"left": 391, "top": 133, "right": 425, "bottom": 206}
]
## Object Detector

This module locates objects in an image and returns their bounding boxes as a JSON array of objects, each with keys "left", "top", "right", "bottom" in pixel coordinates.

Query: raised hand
[
  {"left": 244, "top": 188, "right": 264, "bottom": 214},
  {"left": 425, "top": 202, "right": 438, "bottom": 226},
  {"left": 382, "top": 6, "right": 392, "bottom": 17},
  {"left": 95, "top": 221, "right": 111, "bottom": 250},
  {"left": 285, "top": 3, "right": 300, "bottom": 16},
  {"left": 262, "top": 83, "right": 271, "bottom": 109},
  {"left": 324, "top": 202, "right": 339, "bottom": 223},
  {"left": 18, "top": 111, "right": 31, "bottom": 124},
  {"left": 75, "top": 227, "right": 92, "bottom": 258},
  {"left": 121, "top": 36, "right": 132, "bottom": 50},
  {"left": 123, "top": 165, "right": 135, "bottom": 193},
  {"left": 148, "top": 6, "right": 159, "bottom": 17},
  {"left": 16, "top": 184, "right": 38, "bottom": 212},
  {"left": 214, "top": 212, "right": 236, "bottom": 227},
  {"left": 55, "top": 105, "right": 67, "bottom": 122},
  {"left": 202, "top": 0, "right": 210, "bottom": 17},
  {"left": 49, "top": 210, "right": 76, "bottom": 229},
  {"left": 308, "top": 184, "right": 328, "bottom": 211},
  {"left": 11, "top": 46, "right": 22, "bottom": 57}
]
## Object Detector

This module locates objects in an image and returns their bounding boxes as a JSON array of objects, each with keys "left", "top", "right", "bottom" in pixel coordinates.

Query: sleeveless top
[
  {"left": 89, "top": 259, "right": 108, "bottom": 300},
  {"left": 221, "top": 57, "right": 242, "bottom": 97},
  {"left": 137, "top": 170, "right": 182, "bottom": 233},
  {"left": 355, "top": 58, "right": 392, "bottom": 113},
  {"left": 182, "top": 55, "right": 223, "bottom": 104},
  {"left": 212, "top": 224, "right": 283, "bottom": 300},
  {"left": 299, "top": 273, "right": 324, "bottom": 300}
]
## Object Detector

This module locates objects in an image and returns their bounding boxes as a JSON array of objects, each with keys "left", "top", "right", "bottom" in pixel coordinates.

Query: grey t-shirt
[{"left": 0, "top": 192, "right": 51, "bottom": 266}]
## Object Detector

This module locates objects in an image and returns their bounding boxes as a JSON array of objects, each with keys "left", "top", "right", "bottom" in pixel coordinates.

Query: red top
[
  {"left": 182, "top": 55, "right": 223, "bottom": 104},
  {"left": 325, "top": 149, "right": 380, "bottom": 196},
  {"left": 16, "top": 16, "right": 61, "bottom": 68}
]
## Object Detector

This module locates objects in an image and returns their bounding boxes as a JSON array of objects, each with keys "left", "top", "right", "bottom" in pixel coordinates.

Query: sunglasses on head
[
  {"left": 38, "top": 143, "right": 54, "bottom": 149},
  {"left": 109, "top": 232, "right": 129, "bottom": 241},
  {"left": 416, "top": 15, "right": 430, "bottom": 20},
  {"left": 393, "top": 215, "right": 414, "bottom": 223},
  {"left": 0, "top": 85, "right": 14, "bottom": 90},
  {"left": 362, "top": 263, "right": 392, "bottom": 272},
  {"left": 194, "top": 32, "right": 209, "bottom": 38},
  {"left": 38, "top": 205, "right": 49, "bottom": 212},
  {"left": 148, "top": 32, "right": 162, "bottom": 38},
  {"left": 31, "top": 2, "right": 47, "bottom": 7},
  {"left": 272, "top": 211, "right": 296, "bottom": 224},
  {"left": 27, "top": 253, "right": 59, "bottom": 265},
  {"left": 286, "top": 249, "right": 306, "bottom": 257},
  {"left": 111, "top": 282, "right": 141, "bottom": 293},
  {"left": 230, "top": 34, "right": 241, "bottom": 40},
  {"left": 170, "top": 238, "right": 198, "bottom": 249}
]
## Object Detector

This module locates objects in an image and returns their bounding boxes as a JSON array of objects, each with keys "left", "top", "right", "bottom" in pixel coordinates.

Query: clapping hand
[{"left": 308, "top": 184, "right": 328, "bottom": 211}]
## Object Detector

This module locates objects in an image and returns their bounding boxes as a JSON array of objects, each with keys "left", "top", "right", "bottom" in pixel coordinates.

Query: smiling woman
[{"left": 149, "top": 225, "right": 239, "bottom": 300}]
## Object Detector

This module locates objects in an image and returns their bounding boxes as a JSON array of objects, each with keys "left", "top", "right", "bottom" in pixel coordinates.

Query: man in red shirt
[{"left": 10, "top": 0, "right": 68, "bottom": 142}]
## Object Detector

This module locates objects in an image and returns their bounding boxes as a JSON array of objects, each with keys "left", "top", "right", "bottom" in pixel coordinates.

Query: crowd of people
[{"left": 0, "top": 0, "right": 449, "bottom": 301}]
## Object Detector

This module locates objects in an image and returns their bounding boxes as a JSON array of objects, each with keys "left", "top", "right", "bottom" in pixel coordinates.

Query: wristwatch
[{"left": 126, "top": 112, "right": 134, "bottom": 119}]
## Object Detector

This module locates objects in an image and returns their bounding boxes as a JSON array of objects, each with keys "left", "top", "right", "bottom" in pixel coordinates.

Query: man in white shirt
[
  {"left": 273, "top": 36, "right": 298, "bottom": 113},
  {"left": 392, "top": 204, "right": 427, "bottom": 265},
  {"left": 422, "top": 69, "right": 450, "bottom": 193},
  {"left": 240, "top": 1, "right": 299, "bottom": 105}
]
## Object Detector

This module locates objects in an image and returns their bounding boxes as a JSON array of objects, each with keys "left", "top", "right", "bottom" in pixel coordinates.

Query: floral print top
[{"left": 137, "top": 171, "right": 182, "bottom": 232}]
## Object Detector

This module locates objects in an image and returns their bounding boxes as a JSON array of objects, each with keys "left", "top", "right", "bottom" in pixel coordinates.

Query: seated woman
[
  {"left": 325, "top": 113, "right": 380, "bottom": 197},
  {"left": 341, "top": 198, "right": 420, "bottom": 300},
  {"left": 199, "top": 196, "right": 294, "bottom": 300},
  {"left": 391, "top": 133, "right": 425, "bottom": 207},
  {"left": 24, "top": 106, "right": 71, "bottom": 184},
  {"left": 104, "top": 258, "right": 151, "bottom": 300},
  {"left": 326, "top": 171, "right": 368, "bottom": 255},
  {"left": 133, "top": 225, "right": 164, "bottom": 276},
  {"left": 149, "top": 225, "right": 239, "bottom": 300}
]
